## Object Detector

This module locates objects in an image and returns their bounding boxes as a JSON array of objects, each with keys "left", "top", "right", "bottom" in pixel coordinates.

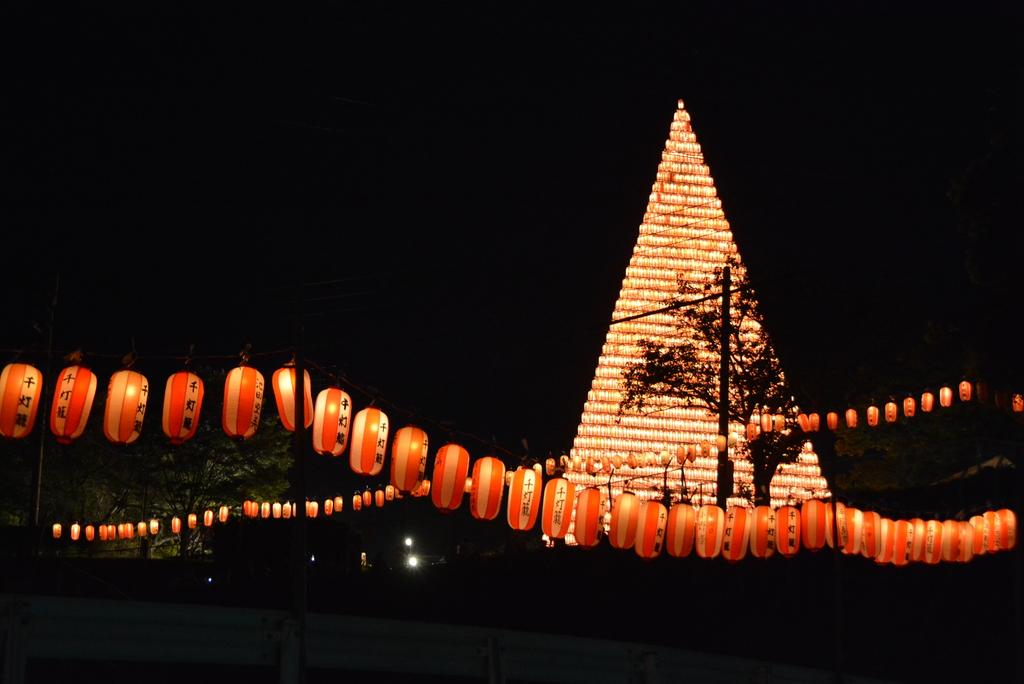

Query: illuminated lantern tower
[{"left": 567, "top": 100, "right": 830, "bottom": 514}]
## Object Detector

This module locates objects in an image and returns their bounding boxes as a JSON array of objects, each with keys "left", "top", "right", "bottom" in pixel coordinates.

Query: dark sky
[{"left": 3, "top": 5, "right": 1019, "bottom": 463}]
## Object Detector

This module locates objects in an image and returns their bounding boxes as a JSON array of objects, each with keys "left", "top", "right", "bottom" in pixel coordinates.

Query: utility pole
[{"left": 716, "top": 266, "right": 733, "bottom": 509}]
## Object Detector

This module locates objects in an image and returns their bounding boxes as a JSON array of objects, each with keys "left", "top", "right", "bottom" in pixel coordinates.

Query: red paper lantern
[
  {"left": 860, "top": 511, "right": 881, "bottom": 558},
  {"left": 70, "top": 523, "right": 81, "bottom": 541},
  {"left": 884, "top": 401, "right": 898, "bottom": 423},
  {"left": 903, "top": 396, "right": 916, "bottom": 418},
  {"left": 0, "top": 363, "right": 43, "bottom": 440},
  {"left": 866, "top": 405, "right": 879, "bottom": 427},
  {"left": 50, "top": 365, "right": 97, "bottom": 444},
  {"left": 983, "top": 511, "right": 1002, "bottom": 553},
  {"left": 350, "top": 407, "right": 389, "bottom": 476},
  {"left": 941, "top": 520, "right": 960, "bottom": 562},
  {"left": 807, "top": 413, "right": 821, "bottom": 432},
  {"left": 891, "top": 520, "right": 914, "bottom": 567},
  {"left": 85, "top": 525, "right": 95, "bottom": 541},
  {"left": 162, "top": 371, "right": 204, "bottom": 444},
  {"left": 910, "top": 518, "right": 926, "bottom": 562},
  {"left": 103, "top": 370, "right": 149, "bottom": 445},
  {"left": 775, "top": 506, "right": 801, "bottom": 558},
  {"left": 665, "top": 503, "right": 696, "bottom": 558},
  {"left": 721, "top": 506, "right": 750, "bottom": 562},
  {"left": 759, "top": 412, "right": 772, "bottom": 434},
  {"left": 312, "top": 387, "right": 352, "bottom": 456},
  {"left": 996, "top": 508, "right": 1017, "bottom": 551},
  {"left": 797, "top": 413, "right": 810, "bottom": 432},
  {"left": 939, "top": 386, "right": 953, "bottom": 408},
  {"left": 749, "top": 505, "right": 776, "bottom": 559},
  {"left": 374, "top": 489, "right": 385, "bottom": 508},
  {"left": 958, "top": 521, "right": 976, "bottom": 563},
  {"left": 695, "top": 505, "right": 726, "bottom": 559},
  {"left": 1012, "top": 393, "right": 1024, "bottom": 413},
  {"left": 607, "top": 492, "right": 640, "bottom": 550},
  {"left": 222, "top": 366, "right": 265, "bottom": 439},
  {"left": 844, "top": 408, "right": 858, "bottom": 429},
  {"left": 874, "top": 518, "right": 895, "bottom": 564},
  {"left": 272, "top": 366, "right": 313, "bottom": 431},
  {"left": 826, "top": 412, "right": 839, "bottom": 431},
  {"left": 352, "top": 494, "right": 362, "bottom": 511},
  {"left": 572, "top": 488, "right": 603, "bottom": 548},
  {"left": 801, "top": 500, "right": 831, "bottom": 552},
  {"left": 218, "top": 506, "right": 229, "bottom": 523},
  {"left": 149, "top": 519, "right": 159, "bottom": 535},
  {"left": 958, "top": 380, "right": 972, "bottom": 402},
  {"left": 171, "top": 517, "right": 182, "bottom": 534},
  {"left": 51, "top": 523, "right": 61, "bottom": 539},
  {"left": 507, "top": 467, "right": 541, "bottom": 531},
  {"left": 922, "top": 520, "right": 943, "bottom": 564},
  {"left": 391, "top": 425, "right": 430, "bottom": 492},
  {"left": 540, "top": 477, "right": 574, "bottom": 538},
  {"left": 921, "top": 391, "right": 935, "bottom": 412},
  {"left": 634, "top": 501, "right": 668, "bottom": 560},
  {"left": 431, "top": 444, "right": 470, "bottom": 512},
  {"left": 203, "top": 510, "right": 214, "bottom": 527},
  {"left": 361, "top": 490, "right": 372, "bottom": 508}
]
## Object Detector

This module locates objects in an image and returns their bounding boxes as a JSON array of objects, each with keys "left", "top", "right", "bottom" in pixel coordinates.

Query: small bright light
[
  {"left": 407, "top": 555, "right": 419, "bottom": 568},
  {"left": 206, "top": 577, "right": 213, "bottom": 584},
  {"left": 310, "top": 554, "right": 316, "bottom": 563},
  {"left": 404, "top": 537, "right": 413, "bottom": 547}
]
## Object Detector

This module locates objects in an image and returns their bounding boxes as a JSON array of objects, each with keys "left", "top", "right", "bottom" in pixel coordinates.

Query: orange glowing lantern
[
  {"left": 390, "top": 425, "right": 429, "bottom": 492},
  {"left": 136, "top": 521, "right": 147, "bottom": 537},
  {"left": 922, "top": 520, "right": 942, "bottom": 564},
  {"left": 260, "top": 502, "right": 271, "bottom": 519},
  {"left": 874, "top": 518, "right": 895, "bottom": 564},
  {"left": 996, "top": 508, "right": 1017, "bottom": 551},
  {"left": 983, "top": 511, "right": 1002, "bottom": 553},
  {"left": 98, "top": 525, "right": 108, "bottom": 541},
  {"left": 941, "top": 520, "right": 960, "bottom": 562},
  {"left": 272, "top": 365, "right": 313, "bottom": 431},
  {"left": 695, "top": 505, "right": 726, "bottom": 559},
  {"left": 85, "top": 525, "right": 95, "bottom": 541},
  {"left": 171, "top": 517, "right": 182, "bottom": 534},
  {"left": 218, "top": 506, "right": 229, "bottom": 523},
  {"left": 431, "top": 444, "right": 470, "bottom": 512},
  {"left": 910, "top": 518, "right": 926, "bottom": 562},
  {"left": 544, "top": 457, "right": 556, "bottom": 476},
  {"left": 721, "top": 507, "right": 750, "bottom": 562},
  {"left": 312, "top": 387, "right": 353, "bottom": 457},
  {"left": 891, "top": 520, "right": 913, "bottom": 567},
  {"left": 323, "top": 498, "right": 333, "bottom": 516},
  {"left": 162, "top": 371, "right": 204, "bottom": 444},
  {"left": 860, "top": 511, "right": 881, "bottom": 558},
  {"left": 507, "top": 467, "right": 542, "bottom": 532},
  {"left": 103, "top": 369, "right": 149, "bottom": 445},
  {"left": 808, "top": 413, "right": 821, "bottom": 432},
  {"left": 775, "top": 506, "right": 801, "bottom": 558},
  {"left": 350, "top": 407, "right": 389, "bottom": 477},
  {"left": 842, "top": 507, "right": 863, "bottom": 555},
  {"left": 746, "top": 422, "right": 758, "bottom": 441},
  {"left": 52, "top": 523, "right": 62, "bottom": 539},
  {"left": 607, "top": 492, "right": 640, "bottom": 550},
  {"left": 122, "top": 523, "right": 134, "bottom": 540},
  {"left": 70, "top": 523, "right": 81, "bottom": 541},
  {"left": 469, "top": 456, "right": 506, "bottom": 521},
  {"left": 844, "top": 408, "right": 857, "bottom": 429},
  {"left": 903, "top": 396, "right": 916, "bottom": 418},
  {"left": 958, "top": 380, "right": 972, "bottom": 402},
  {"left": 374, "top": 489, "right": 385, "bottom": 508},
  {"left": 749, "top": 505, "right": 776, "bottom": 559},
  {"left": 541, "top": 477, "right": 576, "bottom": 539},
  {"left": 826, "top": 412, "right": 839, "bottom": 431},
  {"left": 333, "top": 496, "right": 344, "bottom": 512},
  {"left": 573, "top": 488, "right": 603, "bottom": 549},
  {"left": 0, "top": 363, "right": 44, "bottom": 440},
  {"left": 50, "top": 365, "right": 97, "bottom": 444},
  {"left": 149, "top": 519, "right": 159, "bottom": 535},
  {"left": 203, "top": 510, "right": 214, "bottom": 527},
  {"left": 271, "top": 503, "right": 282, "bottom": 519},
  {"left": 801, "top": 500, "right": 831, "bottom": 552},
  {"left": 921, "top": 391, "right": 935, "bottom": 412},
  {"left": 634, "top": 501, "right": 668, "bottom": 560},
  {"left": 385, "top": 485, "right": 395, "bottom": 501},
  {"left": 1012, "top": 394, "right": 1024, "bottom": 413},
  {"left": 665, "top": 503, "right": 696, "bottom": 558},
  {"left": 939, "top": 386, "right": 953, "bottom": 408},
  {"left": 222, "top": 366, "right": 265, "bottom": 439},
  {"left": 797, "top": 413, "right": 810, "bottom": 432},
  {"left": 759, "top": 412, "right": 772, "bottom": 434},
  {"left": 306, "top": 501, "right": 318, "bottom": 518},
  {"left": 884, "top": 401, "right": 898, "bottom": 423},
  {"left": 773, "top": 414, "right": 784, "bottom": 432},
  {"left": 361, "top": 490, "right": 372, "bottom": 508},
  {"left": 958, "top": 522, "right": 976, "bottom": 563},
  {"left": 352, "top": 494, "right": 362, "bottom": 511},
  {"left": 282, "top": 502, "right": 292, "bottom": 519}
]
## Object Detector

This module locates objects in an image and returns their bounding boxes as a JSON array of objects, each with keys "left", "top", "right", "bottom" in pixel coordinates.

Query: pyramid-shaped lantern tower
[{"left": 566, "top": 100, "right": 830, "bottom": 511}]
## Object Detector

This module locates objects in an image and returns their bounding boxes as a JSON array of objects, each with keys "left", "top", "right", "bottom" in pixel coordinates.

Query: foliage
[{"left": 620, "top": 262, "right": 803, "bottom": 504}]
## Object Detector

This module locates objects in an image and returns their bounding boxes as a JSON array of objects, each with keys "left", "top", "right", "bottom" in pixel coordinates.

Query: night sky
[{"left": 3, "top": 5, "right": 1019, "bottom": 462}]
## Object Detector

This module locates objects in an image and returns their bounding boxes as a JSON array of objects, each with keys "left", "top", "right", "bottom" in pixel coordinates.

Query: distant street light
[
  {"left": 404, "top": 536, "right": 413, "bottom": 548},
  {"left": 406, "top": 555, "right": 419, "bottom": 568}
]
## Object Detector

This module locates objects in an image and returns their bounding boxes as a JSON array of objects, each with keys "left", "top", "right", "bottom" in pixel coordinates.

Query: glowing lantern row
[
  {"left": 573, "top": 487, "right": 603, "bottom": 548},
  {"left": 162, "top": 371, "right": 204, "bottom": 444},
  {"left": 0, "top": 363, "right": 44, "bottom": 440},
  {"left": 50, "top": 365, "right": 97, "bottom": 444},
  {"left": 223, "top": 366, "right": 265, "bottom": 440},
  {"left": 469, "top": 456, "right": 505, "bottom": 521},
  {"left": 350, "top": 407, "right": 389, "bottom": 476},
  {"left": 391, "top": 425, "right": 429, "bottom": 492},
  {"left": 432, "top": 444, "right": 469, "bottom": 511},
  {"left": 272, "top": 366, "right": 313, "bottom": 432},
  {"left": 540, "top": 477, "right": 574, "bottom": 539},
  {"left": 103, "top": 370, "right": 149, "bottom": 445},
  {"left": 507, "top": 467, "right": 541, "bottom": 531},
  {"left": 312, "top": 387, "right": 352, "bottom": 456}
]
